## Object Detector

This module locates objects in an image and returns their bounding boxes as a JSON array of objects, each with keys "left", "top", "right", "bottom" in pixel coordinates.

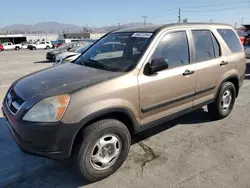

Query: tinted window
[
  {"left": 192, "top": 30, "right": 215, "bottom": 62},
  {"left": 152, "top": 31, "right": 189, "bottom": 68},
  {"left": 74, "top": 32, "right": 153, "bottom": 72},
  {"left": 211, "top": 33, "right": 220, "bottom": 58},
  {"left": 217, "top": 29, "right": 242, "bottom": 53}
]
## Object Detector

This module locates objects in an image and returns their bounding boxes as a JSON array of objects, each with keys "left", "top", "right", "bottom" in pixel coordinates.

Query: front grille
[{"left": 6, "top": 89, "right": 24, "bottom": 115}]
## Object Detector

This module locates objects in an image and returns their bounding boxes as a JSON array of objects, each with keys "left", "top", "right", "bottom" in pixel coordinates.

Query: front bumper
[{"left": 2, "top": 103, "right": 80, "bottom": 160}]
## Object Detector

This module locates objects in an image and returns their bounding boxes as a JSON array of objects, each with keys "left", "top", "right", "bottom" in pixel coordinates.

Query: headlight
[{"left": 23, "top": 95, "right": 70, "bottom": 122}]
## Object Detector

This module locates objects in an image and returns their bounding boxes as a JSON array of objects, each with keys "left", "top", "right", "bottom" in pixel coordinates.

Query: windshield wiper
[
  {"left": 84, "top": 58, "right": 109, "bottom": 70},
  {"left": 82, "top": 58, "right": 122, "bottom": 72}
]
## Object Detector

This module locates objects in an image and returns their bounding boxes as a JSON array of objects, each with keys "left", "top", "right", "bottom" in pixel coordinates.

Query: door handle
[
  {"left": 220, "top": 61, "right": 228, "bottom": 66},
  {"left": 183, "top": 70, "right": 195, "bottom": 76}
]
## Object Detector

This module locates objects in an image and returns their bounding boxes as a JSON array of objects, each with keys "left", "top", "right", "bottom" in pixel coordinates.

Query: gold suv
[{"left": 2, "top": 23, "right": 246, "bottom": 182}]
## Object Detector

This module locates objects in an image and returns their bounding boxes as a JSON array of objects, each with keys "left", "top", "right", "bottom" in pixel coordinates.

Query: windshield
[{"left": 74, "top": 32, "right": 153, "bottom": 72}]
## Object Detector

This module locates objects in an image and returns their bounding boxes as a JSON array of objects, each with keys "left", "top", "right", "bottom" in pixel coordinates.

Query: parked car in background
[
  {"left": 27, "top": 41, "right": 53, "bottom": 50},
  {"left": 2, "top": 23, "right": 246, "bottom": 182},
  {"left": 0, "top": 44, "right": 4, "bottom": 51},
  {"left": 246, "top": 48, "right": 250, "bottom": 58},
  {"left": 54, "top": 43, "right": 92, "bottom": 65},
  {"left": 2, "top": 42, "right": 22, "bottom": 50},
  {"left": 51, "top": 40, "right": 64, "bottom": 49},
  {"left": 20, "top": 42, "right": 30, "bottom": 49},
  {"left": 46, "top": 41, "right": 91, "bottom": 62},
  {"left": 53, "top": 43, "right": 63, "bottom": 48},
  {"left": 236, "top": 30, "right": 247, "bottom": 44}
]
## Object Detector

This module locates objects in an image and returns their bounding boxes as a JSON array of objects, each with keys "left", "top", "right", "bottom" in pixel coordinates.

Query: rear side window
[
  {"left": 217, "top": 29, "right": 242, "bottom": 53},
  {"left": 192, "top": 30, "right": 215, "bottom": 62}
]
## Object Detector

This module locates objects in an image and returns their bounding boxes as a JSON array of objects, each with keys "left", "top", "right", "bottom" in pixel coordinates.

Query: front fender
[{"left": 62, "top": 98, "right": 140, "bottom": 125}]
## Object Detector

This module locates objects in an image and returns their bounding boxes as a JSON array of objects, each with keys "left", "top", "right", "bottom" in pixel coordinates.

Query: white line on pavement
[{"left": 0, "top": 84, "right": 10, "bottom": 88}]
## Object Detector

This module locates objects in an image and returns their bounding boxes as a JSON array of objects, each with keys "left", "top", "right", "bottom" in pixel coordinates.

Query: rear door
[{"left": 190, "top": 29, "right": 230, "bottom": 106}]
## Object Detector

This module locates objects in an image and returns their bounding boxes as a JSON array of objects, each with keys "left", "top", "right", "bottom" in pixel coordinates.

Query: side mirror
[{"left": 144, "top": 58, "right": 169, "bottom": 75}]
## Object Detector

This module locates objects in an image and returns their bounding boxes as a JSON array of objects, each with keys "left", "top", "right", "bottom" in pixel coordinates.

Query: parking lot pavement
[{"left": 1, "top": 51, "right": 250, "bottom": 187}]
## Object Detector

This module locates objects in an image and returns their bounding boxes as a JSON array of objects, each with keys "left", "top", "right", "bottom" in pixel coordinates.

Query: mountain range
[{"left": 0, "top": 21, "right": 154, "bottom": 34}]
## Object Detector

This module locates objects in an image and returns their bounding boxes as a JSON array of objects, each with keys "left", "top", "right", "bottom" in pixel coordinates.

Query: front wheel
[
  {"left": 15, "top": 46, "right": 20, "bottom": 50},
  {"left": 74, "top": 119, "right": 131, "bottom": 182},
  {"left": 207, "top": 82, "right": 236, "bottom": 120},
  {"left": 45, "top": 46, "right": 50, "bottom": 50}
]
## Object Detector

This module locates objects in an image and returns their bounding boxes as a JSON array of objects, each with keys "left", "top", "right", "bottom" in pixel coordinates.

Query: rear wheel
[
  {"left": 32, "top": 47, "right": 36, "bottom": 50},
  {"left": 74, "top": 119, "right": 131, "bottom": 182},
  {"left": 46, "top": 46, "right": 50, "bottom": 50},
  {"left": 207, "top": 82, "right": 236, "bottom": 119},
  {"left": 15, "top": 46, "right": 20, "bottom": 50}
]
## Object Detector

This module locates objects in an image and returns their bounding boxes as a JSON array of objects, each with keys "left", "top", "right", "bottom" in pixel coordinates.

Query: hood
[
  {"left": 13, "top": 63, "right": 123, "bottom": 106},
  {"left": 57, "top": 52, "right": 79, "bottom": 60},
  {"left": 48, "top": 49, "right": 62, "bottom": 55}
]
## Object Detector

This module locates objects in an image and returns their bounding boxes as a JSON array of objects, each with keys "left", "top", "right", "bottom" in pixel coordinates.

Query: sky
[{"left": 0, "top": 0, "right": 250, "bottom": 27}]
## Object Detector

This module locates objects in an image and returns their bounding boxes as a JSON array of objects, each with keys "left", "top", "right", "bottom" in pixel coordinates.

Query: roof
[{"left": 114, "top": 23, "right": 232, "bottom": 33}]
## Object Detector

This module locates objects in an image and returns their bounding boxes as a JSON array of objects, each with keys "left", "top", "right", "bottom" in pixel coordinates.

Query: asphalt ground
[{"left": 1, "top": 50, "right": 250, "bottom": 188}]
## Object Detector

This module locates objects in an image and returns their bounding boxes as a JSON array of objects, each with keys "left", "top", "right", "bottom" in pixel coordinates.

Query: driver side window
[{"left": 151, "top": 31, "right": 190, "bottom": 69}]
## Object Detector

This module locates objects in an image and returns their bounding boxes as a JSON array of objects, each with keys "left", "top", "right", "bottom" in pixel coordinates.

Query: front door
[{"left": 138, "top": 30, "right": 196, "bottom": 124}]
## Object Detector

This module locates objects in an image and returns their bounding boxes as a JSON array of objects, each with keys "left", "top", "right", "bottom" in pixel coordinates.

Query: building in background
[
  {"left": 59, "top": 32, "right": 105, "bottom": 41},
  {"left": 90, "top": 33, "right": 105, "bottom": 39},
  {"left": 0, "top": 33, "right": 59, "bottom": 44},
  {"left": 0, "top": 34, "right": 26, "bottom": 44},
  {"left": 0, "top": 32, "right": 105, "bottom": 44},
  {"left": 25, "top": 33, "right": 59, "bottom": 42}
]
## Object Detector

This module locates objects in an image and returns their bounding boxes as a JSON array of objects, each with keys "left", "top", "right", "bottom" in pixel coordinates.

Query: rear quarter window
[{"left": 217, "top": 29, "right": 242, "bottom": 53}]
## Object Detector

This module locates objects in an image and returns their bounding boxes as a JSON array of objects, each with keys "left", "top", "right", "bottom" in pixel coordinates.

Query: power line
[
  {"left": 181, "top": 0, "right": 250, "bottom": 9},
  {"left": 183, "top": 6, "right": 250, "bottom": 12}
]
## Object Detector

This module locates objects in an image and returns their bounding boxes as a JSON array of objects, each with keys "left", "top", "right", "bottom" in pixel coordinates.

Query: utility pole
[
  {"left": 210, "top": 19, "right": 213, "bottom": 23},
  {"left": 241, "top": 17, "right": 244, "bottom": 26},
  {"left": 178, "top": 8, "right": 181, "bottom": 23},
  {"left": 234, "top": 22, "right": 237, "bottom": 29},
  {"left": 142, "top": 16, "right": 148, "bottom": 26},
  {"left": 117, "top": 22, "right": 121, "bottom": 28}
]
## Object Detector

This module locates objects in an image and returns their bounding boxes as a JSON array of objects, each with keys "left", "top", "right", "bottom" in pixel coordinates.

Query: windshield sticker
[{"left": 132, "top": 33, "right": 153, "bottom": 38}]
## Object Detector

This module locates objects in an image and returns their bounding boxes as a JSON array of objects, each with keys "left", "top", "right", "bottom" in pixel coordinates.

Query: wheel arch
[
  {"left": 69, "top": 107, "right": 139, "bottom": 156},
  {"left": 217, "top": 75, "right": 239, "bottom": 98}
]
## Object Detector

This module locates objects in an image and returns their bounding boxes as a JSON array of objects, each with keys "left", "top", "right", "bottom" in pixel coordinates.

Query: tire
[
  {"left": 46, "top": 46, "right": 50, "bottom": 50},
  {"left": 32, "top": 47, "right": 36, "bottom": 50},
  {"left": 15, "top": 46, "right": 20, "bottom": 51},
  {"left": 207, "top": 82, "right": 236, "bottom": 120},
  {"left": 74, "top": 119, "right": 131, "bottom": 182}
]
